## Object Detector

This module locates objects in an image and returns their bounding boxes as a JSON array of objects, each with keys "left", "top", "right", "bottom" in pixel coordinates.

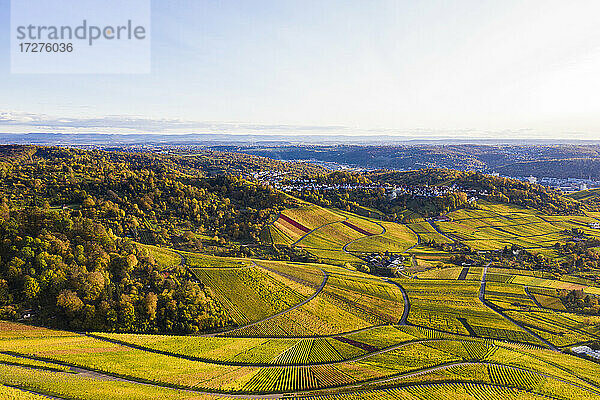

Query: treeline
[
  {"left": 0, "top": 146, "right": 299, "bottom": 246},
  {"left": 169, "top": 148, "right": 327, "bottom": 177},
  {"left": 0, "top": 207, "right": 231, "bottom": 333},
  {"left": 0, "top": 145, "right": 321, "bottom": 333},
  {"left": 559, "top": 289, "right": 600, "bottom": 315},
  {"left": 287, "top": 171, "right": 478, "bottom": 219},
  {"left": 368, "top": 169, "right": 582, "bottom": 215}
]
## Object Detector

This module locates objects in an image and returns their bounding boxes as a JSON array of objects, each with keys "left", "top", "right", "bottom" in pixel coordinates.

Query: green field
[
  {"left": 2, "top": 320, "right": 599, "bottom": 398},
  {"left": 346, "top": 221, "right": 418, "bottom": 253}
]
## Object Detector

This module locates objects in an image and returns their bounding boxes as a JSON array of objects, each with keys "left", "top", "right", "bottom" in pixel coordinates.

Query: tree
[
  {"left": 22, "top": 276, "right": 40, "bottom": 301},
  {"left": 83, "top": 271, "right": 105, "bottom": 302},
  {"left": 57, "top": 290, "right": 84, "bottom": 314},
  {"left": 144, "top": 292, "right": 158, "bottom": 320}
]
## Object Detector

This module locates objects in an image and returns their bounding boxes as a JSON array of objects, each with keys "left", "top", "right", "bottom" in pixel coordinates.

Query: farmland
[
  {"left": 432, "top": 201, "right": 600, "bottom": 251},
  {"left": 2, "top": 146, "right": 600, "bottom": 398},
  {"left": 4, "top": 198, "right": 600, "bottom": 398}
]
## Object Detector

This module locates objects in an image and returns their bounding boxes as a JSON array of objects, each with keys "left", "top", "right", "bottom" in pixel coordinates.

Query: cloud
[
  {"left": 0, "top": 110, "right": 596, "bottom": 141},
  {"left": 0, "top": 111, "right": 353, "bottom": 134}
]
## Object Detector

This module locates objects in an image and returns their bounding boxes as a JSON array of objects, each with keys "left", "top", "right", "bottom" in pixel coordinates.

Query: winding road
[
  {"left": 427, "top": 219, "right": 457, "bottom": 243},
  {"left": 291, "top": 216, "right": 348, "bottom": 247},
  {"left": 341, "top": 220, "right": 386, "bottom": 253},
  {"left": 220, "top": 262, "right": 329, "bottom": 336},
  {"left": 384, "top": 279, "right": 410, "bottom": 325},
  {"left": 403, "top": 223, "right": 422, "bottom": 252},
  {"left": 479, "top": 265, "right": 559, "bottom": 352},
  {"left": 5, "top": 349, "right": 600, "bottom": 398}
]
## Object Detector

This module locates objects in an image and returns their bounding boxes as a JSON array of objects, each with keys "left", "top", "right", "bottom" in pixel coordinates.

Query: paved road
[
  {"left": 291, "top": 216, "right": 348, "bottom": 247},
  {"left": 0, "top": 353, "right": 283, "bottom": 399},
  {"left": 320, "top": 360, "right": 600, "bottom": 397},
  {"left": 403, "top": 223, "right": 421, "bottom": 252},
  {"left": 478, "top": 264, "right": 488, "bottom": 302},
  {"left": 427, "top": 219, "right": 456, "bottom": 243},
  {"left": 524, "top": 286, "right": 545, "bottom": 309},
  {"left": 479, "top": 265, "right": 559, "bottom": 352},
  {"left": 341, "top": 220, "right": 386, "bottom": 253},
  {"left": 384, "top": 279, "right": 410, "bottom": 325},
  {"left": 8, "top": 351, "right": 600, "bottom": 398}
]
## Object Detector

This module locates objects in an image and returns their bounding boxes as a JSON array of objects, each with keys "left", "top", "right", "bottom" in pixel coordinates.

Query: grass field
[
  {"left": 183, "top": 252, "right": 253, "bottom": 268},
  {"left": 137, "top": 244, "right": 182, "bottom": 269},
  {"left": 271, "top": 206, "right": 345, "bottom": 244}
]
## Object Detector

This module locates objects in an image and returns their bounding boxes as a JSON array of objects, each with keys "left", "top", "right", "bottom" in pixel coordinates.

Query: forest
[{"left": 0, "top": 145, "right": 318, "bottom": 333}]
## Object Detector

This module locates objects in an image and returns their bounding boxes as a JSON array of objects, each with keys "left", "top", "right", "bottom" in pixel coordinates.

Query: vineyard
[
  {"left": 192, "top": 266, "right": 306, "bottom": 326},
  {"left": 2, "top": 197, "right": 600, "bottom": 398}
]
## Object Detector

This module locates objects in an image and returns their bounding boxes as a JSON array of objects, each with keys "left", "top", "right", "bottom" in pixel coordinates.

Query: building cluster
[
  {"left": 387, "top": 185, "right": 458, "bottom": 199},
  {"left": 277, "top": 181, "right": 390, "bottom": 192},
  {"left": 512, "top": 176, "right": 600, "bottom": 193},
  {"left": 252, "top": 170, "right": 292, "bottom": 184},
  {"left": 365, "top": 254, "right": 407, "bottom": 274},
  {"left": 572, "top": 346, "right": 600, "bottom": 360}
]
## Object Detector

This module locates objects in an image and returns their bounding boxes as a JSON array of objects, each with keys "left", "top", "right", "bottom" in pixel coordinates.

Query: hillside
[
  {"left": 221, "top": 143, "right": 600, "bottom": 179},
  {"left": 1, "top": 146, "right": 600, "bottom": 399},
  {"left": 569, "top": 188, "right": 600, "bottom": 211},
  {"left": 368, "top": 168, "right": 583, "bottom": 215}
]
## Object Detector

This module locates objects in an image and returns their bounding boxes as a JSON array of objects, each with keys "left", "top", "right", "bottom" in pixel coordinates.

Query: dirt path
[{"left": 2, "top": 384, "right": 69, "bottom": 400}]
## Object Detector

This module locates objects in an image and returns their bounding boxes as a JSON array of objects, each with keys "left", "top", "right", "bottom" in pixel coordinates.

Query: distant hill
[
  {"left": 496, "top": 158, "right": 600, "bottom": 180},
  {"left": 222, "top": 144, "right": 600, "bottom": 179},
  {"left": 367, "top": 168, "right": 582, "bottom": 215}
]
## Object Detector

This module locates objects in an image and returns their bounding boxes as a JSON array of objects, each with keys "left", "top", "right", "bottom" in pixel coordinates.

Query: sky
[{"left": 1, "top": 0, "right": 600, "bottom": 139}]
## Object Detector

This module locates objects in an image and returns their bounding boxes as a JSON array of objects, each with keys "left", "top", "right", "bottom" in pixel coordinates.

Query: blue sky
[{"left": 1, "top": 0, "right": 600, "bottom": 139}]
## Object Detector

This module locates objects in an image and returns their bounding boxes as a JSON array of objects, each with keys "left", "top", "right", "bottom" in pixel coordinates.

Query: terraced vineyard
[
  {"left": 3, "top": 195, "right": 600, "bottom": 399},
  {"left": 192, "top": 266, "right": 307, "bottom": 327},
  {"left": 433, "top": 201, "right": 600, "bottom": 251}
]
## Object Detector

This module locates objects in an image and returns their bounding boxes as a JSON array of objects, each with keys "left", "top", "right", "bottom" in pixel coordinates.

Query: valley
[{"left": 0, "top": 145, "right": 600, "bottom": 399}]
